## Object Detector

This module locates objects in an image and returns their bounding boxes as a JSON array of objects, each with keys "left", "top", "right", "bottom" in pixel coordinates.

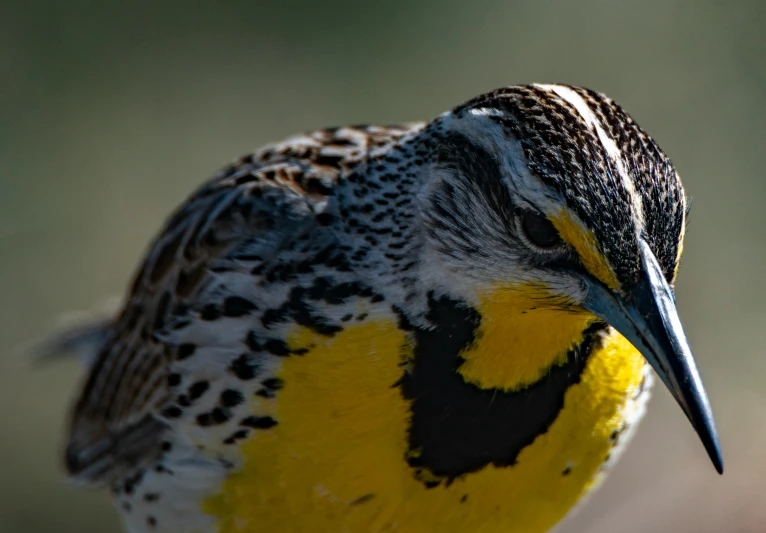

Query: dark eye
[{"left": 520, "top": 209, "right": 562, "bottom": 249}]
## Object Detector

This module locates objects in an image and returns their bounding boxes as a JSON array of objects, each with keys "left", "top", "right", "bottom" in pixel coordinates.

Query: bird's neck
[{"left": 458, "top": 284, "right": 597, "bottom": 391}]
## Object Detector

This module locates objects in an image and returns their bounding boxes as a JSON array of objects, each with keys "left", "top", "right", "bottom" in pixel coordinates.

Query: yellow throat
[{"left": 204, "top": 286, "right": 647, "bottom": 533}]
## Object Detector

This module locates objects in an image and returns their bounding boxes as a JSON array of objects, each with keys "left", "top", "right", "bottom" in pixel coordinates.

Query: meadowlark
[{"left": 56, "top": 84, "right": 723, "bottom": 533}]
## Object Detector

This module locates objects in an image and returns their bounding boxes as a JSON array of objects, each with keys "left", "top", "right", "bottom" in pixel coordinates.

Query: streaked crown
[{"left": 421, "top": 83, "right": 686, "bottom": 293}]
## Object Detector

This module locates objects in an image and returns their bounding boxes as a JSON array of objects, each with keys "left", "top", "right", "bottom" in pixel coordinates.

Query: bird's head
[{"left": 418, "top": 84, "right": 722, "bottom": 473}]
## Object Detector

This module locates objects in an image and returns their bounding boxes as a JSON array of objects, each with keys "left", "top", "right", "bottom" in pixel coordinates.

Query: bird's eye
[{"left": 520, "top": 209, "right": 562, "bottom": 249}]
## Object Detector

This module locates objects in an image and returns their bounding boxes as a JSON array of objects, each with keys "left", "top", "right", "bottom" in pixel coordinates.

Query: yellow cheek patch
[
  {"left": 458, "top": 284, "right": 595, "bottom": 391},
  {"left": 673, "top": 224, "right": 685, "bottom": 282},
  {"left": 551, "top": 210, "right": 621, "bottom": 291}
]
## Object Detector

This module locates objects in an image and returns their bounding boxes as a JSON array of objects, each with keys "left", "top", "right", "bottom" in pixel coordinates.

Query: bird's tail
[{"left": 32, "top": 299, "right": 120, "bottom": 367}]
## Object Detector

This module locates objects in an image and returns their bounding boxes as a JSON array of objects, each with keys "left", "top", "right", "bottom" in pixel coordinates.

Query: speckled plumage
[{"left": 56, "top": 84, "right": 699, "bottom": 533}]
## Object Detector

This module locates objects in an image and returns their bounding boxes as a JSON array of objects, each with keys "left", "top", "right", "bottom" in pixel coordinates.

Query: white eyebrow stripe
[
  {"left": 469, "top": 107, "right": 506, "bottom": 118},
  {"left": 535, "top": 83, "right": 645, "bottom": 230}
]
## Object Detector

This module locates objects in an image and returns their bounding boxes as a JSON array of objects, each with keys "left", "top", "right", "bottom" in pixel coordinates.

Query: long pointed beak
[{"left": 582, "top": 239, "right": 723, "bottom": 474}]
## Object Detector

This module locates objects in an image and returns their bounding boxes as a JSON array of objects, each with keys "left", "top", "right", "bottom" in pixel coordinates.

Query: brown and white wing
[{"left": 62, "top": 128, "right": 367, "bottom": 485}]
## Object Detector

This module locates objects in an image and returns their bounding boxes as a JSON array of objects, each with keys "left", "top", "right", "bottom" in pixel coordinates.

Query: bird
[{"left": 53, "top": 83, "right": 723, "bottom": 533}]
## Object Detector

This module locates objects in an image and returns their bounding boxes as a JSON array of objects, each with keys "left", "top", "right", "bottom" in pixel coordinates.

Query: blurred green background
[{"left": 2, "top": 1, "right": 765, "bottom": 532}]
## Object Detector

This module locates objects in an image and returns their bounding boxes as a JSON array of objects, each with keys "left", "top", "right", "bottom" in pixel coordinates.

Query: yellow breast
[{"left": 204, "top": 294, "right": 647, "bottom": 533}]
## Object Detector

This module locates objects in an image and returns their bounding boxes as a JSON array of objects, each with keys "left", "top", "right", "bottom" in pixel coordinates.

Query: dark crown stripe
[{"left": 453, "top": 85, "right": 684, "bottom": 286}]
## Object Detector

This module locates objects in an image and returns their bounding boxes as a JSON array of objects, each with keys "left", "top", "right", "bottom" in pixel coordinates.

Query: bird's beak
[{"left": 582, "top": 238, "right": 723, "bottom": 474}]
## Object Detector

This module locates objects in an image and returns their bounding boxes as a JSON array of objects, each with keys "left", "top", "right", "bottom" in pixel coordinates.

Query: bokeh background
[{"left": 2, "top": 1, "right": 765, "bottom": 532}]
